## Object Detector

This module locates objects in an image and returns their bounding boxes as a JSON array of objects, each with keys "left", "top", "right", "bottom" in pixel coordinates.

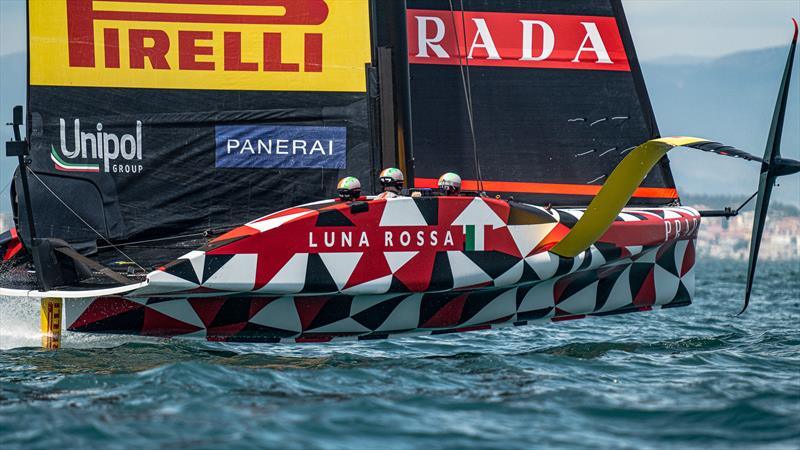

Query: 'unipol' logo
[
  {"left": 54, "top": 118, "right": 143, "bottom": 174},
  {"left": 65, "top": 0, "right": 328, "bottom": 72}
]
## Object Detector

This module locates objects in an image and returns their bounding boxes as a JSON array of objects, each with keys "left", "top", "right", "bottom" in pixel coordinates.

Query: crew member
[
  {"left": 376, "top": 167, "right": 404, "bottom": 199},
  {"left": 337, "top": 176, "right": 362, "bottom": 202},
  {"left": 438, "top": 172, "right": 462, "bottom": 196}
]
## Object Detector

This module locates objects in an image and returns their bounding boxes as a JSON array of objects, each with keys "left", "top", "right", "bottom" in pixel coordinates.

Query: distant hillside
[
  {"left": 641, "top": 46, "right": 800, "bottom": 207},
  {"left": 682, "top": 193, "right": 800, "bottom": 217}
]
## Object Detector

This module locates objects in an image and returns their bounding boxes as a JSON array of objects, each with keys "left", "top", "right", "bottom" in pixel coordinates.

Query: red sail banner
[{"left": 407, "top": 9, "right": 630, "bottom": 72}]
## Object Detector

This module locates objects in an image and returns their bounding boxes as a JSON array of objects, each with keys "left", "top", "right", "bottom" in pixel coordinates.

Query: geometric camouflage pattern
[
  {"left": 134, "top": 196, "right": 701, "bottom": 298},
  {"left": 65, "top": 240, "right": 696, "bottom": 342},
  {"left": 66, "top": 196, "right": 700, "bottom": 342}
]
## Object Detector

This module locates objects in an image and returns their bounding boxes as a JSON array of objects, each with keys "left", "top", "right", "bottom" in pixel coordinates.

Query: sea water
[{"left": 0, "top": 259, "right": 798, "bottom": 450}]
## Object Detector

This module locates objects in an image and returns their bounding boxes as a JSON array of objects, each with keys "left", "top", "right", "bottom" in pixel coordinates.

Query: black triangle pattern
[
  {"left": 459, "top": 289, "right": 507, "bottom": 324},
  {"left": 557, "top": 271, "right": 598, "bottom": 304},
  {"left": 594, "top": 265, "right": 627, "bottom": 311},
  {"left": 71, "top": 307, "right": 145, "bottom": 334},
  {"left": 577, "top": 249, "right": 593, "bottom": 271},
  {"left": 414, "top": 197, "right": 439, "bottom": 225},
  {"left": 202, "top": 254, "right": 235, "bottom": 284},
  {"left": 164, "top": 259, "right": 200, "bottom": 285},
  {"left": 306, "top": 296, "right": 354, "bottom": 330},
  {"left": 520, "top": 262, "right": 541, "bottom": 284},
  {"left": 628, "top": 263, "right": 652, "bottom": 299},
  {"left": 209, "top": 298, "right": 252, "bottom": 328},
  {"left": 657, "top": 242, "right": 679, "bottom": 277},
  {"left": 554, "top": 256, "right": 575, "bottom": 276},
  {"left": 515, "top": 284, "right": 534, "bottom": 309},
  {"left": 387, "top": 275, "right": 409, "bottom": 293},
  {"left": 303, "top": 253, "right": 338, "bottom": 293},
  {"left": 427, "top": 252, "right": 454, "bottom": 291},
  {"left": 665, "top": 281, "right": 692, "bottom": 307},
  {"left": 351, "top": 295, "right": 408, "bottom": 330},
  {"left": 595, "top": 242, "right": 623, "bottom": 263},
  {"left": 417, "top": 291, "right": 461, "bottom": 327},
  {"left": 463, "top": 251, "right": 521, "bottom": 279},
  {"left": 315, "top": 209, "right": 356, "bottom": 227}
]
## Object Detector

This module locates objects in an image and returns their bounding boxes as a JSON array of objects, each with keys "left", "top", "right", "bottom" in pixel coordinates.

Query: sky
[{"left": 624, "top": 0, "right": 800, "bottom": 60}]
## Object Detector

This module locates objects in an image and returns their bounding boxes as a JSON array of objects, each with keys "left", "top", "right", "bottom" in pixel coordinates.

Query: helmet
[
  {"left": 437, "top": 172, "right": 462, "bottom": 195},
  {"left": 337, "top": 176, "right": 362, "bottom": 201},
  {"left": 379, "top": 167, "right": 404, "bottom": 192}
]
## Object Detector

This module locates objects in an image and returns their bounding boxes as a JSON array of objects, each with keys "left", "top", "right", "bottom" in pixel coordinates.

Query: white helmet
[
  {"left": 437, "top": 172, "right": 462, "bottom": 195},
  {"left": 379, "top": 167, "right": 404, "bottom": 192}
]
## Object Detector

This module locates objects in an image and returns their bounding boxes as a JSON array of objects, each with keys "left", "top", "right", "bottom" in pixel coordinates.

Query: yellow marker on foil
[{"left": 40, "top": 297, "right": 62, "bottom": 349}]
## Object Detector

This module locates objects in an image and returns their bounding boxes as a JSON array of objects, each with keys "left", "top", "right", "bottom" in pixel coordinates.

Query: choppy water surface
[{"left": 1, "top": 259, "right": 798, "bottom": 449}]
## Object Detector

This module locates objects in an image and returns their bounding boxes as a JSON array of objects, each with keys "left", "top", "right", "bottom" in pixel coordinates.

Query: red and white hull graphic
[{"left": 64, "top": 196, "right": 700, "bottom": 342}]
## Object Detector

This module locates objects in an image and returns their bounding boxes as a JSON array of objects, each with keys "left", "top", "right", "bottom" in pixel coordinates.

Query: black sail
[
  {"left": 403, "top": 0, "right": 676, "bottom": 206},
  {"left": 20, "top": 0, "right": 376, "bottom": 263}
]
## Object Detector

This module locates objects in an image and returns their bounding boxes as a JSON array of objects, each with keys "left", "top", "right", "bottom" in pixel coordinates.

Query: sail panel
[
  {"left": 405, "top": 0, "right": 676, "bottom": 206},
  {"left": 23, "top": 0, "right": 374, "bottom": 251}
]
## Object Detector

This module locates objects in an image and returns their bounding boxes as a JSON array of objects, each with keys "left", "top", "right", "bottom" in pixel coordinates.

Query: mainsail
[{"left": 402, "top": 0, "right": 676, "bottom": 206}]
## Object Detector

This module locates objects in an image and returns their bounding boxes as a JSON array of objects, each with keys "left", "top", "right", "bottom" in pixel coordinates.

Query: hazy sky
[
  {"left": 2, "top": 0, "right": 799, "bottom": 59},
  {"left": 624, "top": 0, "right": 800, "bottom": 59}
]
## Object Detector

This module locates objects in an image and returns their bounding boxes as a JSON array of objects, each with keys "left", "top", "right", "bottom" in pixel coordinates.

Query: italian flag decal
[
  {"left": 51, "top": 145, "right": 100, "bottom": 172},
  {"left": 463, "top": 225, "right": 486, "bottom": 251}
]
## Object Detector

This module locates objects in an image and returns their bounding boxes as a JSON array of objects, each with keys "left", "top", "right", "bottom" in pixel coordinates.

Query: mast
[{"left": 397, "top": 0, "right": 416, "bottom": 184}]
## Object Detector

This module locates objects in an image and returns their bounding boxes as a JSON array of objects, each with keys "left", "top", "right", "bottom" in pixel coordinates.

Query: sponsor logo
[
  {"left": 55, "top": 118, "right": 143, "bottom": 174},
  {"left": 215, "top": 125, "right": 346, "bottom": 169},
  {"left": 65, "top": 0, "right": 328, "bottom": 70},
  {"left": 29, "top": 0, "right": 370, "bottom": 92},
  {"left": 408, "top": 10, "right": 630, "bottom": 71},
  {"left": 665, "top": 217, "right": 700, "bottom": 241}
]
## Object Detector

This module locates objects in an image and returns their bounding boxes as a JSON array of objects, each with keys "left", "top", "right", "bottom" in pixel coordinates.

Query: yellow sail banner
[{"left": 29, "top": 0, "right": 370, "bottom": 92}]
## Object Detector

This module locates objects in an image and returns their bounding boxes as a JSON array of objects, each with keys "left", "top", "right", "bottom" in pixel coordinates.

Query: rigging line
[
  {"left": 447, "top": 0, "right": 484, "bottom": 192},
  {"left": 459, "top": 0, "right": 483, "bottom": 192},
  {"left": 735, "top": 191, "right": 759, "bottom": 213},
  {"left": 95, "top": 231, "right": 211, "bottom": 249},
  {"left": 0, "top": 179, "right": 12, "bottom": 199},
  {"left": 25, "top": 167, "right": 147, "bottom": 273}
]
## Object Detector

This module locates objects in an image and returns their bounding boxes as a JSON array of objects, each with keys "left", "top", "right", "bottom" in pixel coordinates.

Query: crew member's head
[
  {"left": 379, "top": 167, "right": 404, "bottom": 193},
  {"left": 438, "top": 172, "right": 462, "bottom": 196},
  {"left": 336, "top": 176, "right": 362, "bottom": 201}
]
